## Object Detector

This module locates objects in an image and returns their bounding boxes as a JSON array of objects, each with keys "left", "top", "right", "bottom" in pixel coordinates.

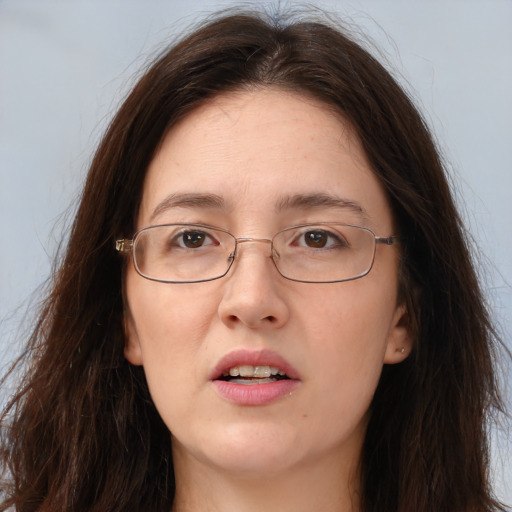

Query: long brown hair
[{"left": 1, "top": 9, "right": 508, "bottom": 512}]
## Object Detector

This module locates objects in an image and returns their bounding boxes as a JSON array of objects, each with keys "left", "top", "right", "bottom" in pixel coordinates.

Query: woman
[{"left": 0, "top": 10, "right": 508, "bottom": 512}]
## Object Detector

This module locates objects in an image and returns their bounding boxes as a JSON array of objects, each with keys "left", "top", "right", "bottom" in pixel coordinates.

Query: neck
[{"left": 170, "top": 442, "right": 362, "bottom": 512}]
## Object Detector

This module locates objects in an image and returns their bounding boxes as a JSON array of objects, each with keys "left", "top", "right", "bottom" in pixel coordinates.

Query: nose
[{"left": 217, "top": 238, "right": 290, "bottom": 330}]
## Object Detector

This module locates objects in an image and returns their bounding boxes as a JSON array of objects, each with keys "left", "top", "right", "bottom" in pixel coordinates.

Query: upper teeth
[{"left": 223, "top": 365, "right": 286, "bottom": 378}]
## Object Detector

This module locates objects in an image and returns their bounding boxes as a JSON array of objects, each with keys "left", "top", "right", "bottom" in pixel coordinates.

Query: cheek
[
  {"left": 297, "top": 282, "right": 397, "bottom": 412},
  {"left": 124, "top": 272, "right": 218, "bottom": 386},
  {"left": 128, "top": 274, "right": 212, "bottom": 339},
  {"left": 308, "top": 309, "right": 388, "bottom": 395},
  {"left": 125, "top": 276, "right": 222, "bottom": 431},
  {"left": 300, "top": 278, "right": 397, "bottom": 352}
]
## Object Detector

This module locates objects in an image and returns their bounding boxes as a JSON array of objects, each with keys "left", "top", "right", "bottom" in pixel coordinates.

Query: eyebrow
[
  {"left": 150, "top": 191, "right": 367, "bottom": 222},
  {"left": 150, "top": 192, "right": 226, "bottom": 222},
  {"left": 275, "top": 192, "right": 367, "bottom": 218}
]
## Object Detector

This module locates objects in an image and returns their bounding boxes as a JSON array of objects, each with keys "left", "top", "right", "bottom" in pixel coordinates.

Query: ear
[
  {"left": 383, "top": 304, "right": 413, "bottom": 364},
  {"left": 124, "top": 307, "right": 144, "bottom": 366}
]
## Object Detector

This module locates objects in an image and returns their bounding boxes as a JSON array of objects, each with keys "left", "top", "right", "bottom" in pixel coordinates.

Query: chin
[{"left": 187, "top": 421, "right": 305, "bottom": 477}]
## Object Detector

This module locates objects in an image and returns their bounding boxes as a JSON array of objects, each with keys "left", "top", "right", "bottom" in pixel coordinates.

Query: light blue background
[{"left": 1, "top": 0, "right": 511, "bottom": 504}]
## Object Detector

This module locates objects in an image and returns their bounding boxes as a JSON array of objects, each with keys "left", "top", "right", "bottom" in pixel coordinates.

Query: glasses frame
[{"left": 116, "top": 222, "right": 399, "bottom": 284}]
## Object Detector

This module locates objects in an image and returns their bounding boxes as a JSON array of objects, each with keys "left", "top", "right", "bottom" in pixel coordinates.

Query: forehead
[
  {"left": 138, "top": 88, "right": 392, "bottom": 231},
  {"left": 153, "top": 88, "right": 361, "bottom": 170}
]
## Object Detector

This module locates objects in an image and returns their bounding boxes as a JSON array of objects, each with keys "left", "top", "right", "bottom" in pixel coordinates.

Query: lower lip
[{"left": 212, "top": 379, "right": 300, "bottom": 406}]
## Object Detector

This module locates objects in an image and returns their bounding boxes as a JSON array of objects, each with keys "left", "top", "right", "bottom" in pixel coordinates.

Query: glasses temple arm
[
  {"left": 115, "top": 239, "right": 133, "bottom": 253},
  {"left": 375, "top": 235, "right": 400, "bottom": 246}
]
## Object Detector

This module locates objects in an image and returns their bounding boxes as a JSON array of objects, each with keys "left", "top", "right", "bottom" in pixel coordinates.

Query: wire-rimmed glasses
[{"left": 116, "top": 222, "right": 399, "bottom": 284}]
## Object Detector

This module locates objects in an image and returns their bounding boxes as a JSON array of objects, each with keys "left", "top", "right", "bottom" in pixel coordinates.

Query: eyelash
[
  {"left": 171, "top": 230, "right": 218, "bottom": 249},
  {"left": 291, "top": 228, "right": 349, "bottom": 249}
]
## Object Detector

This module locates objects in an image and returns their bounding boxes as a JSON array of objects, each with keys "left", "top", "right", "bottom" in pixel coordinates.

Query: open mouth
[
  {"left": 218, "top": 364, "right": 290, "bottom": 384},
  {"left": 211, "top": 353, "right": 300, "bottom": 404}
]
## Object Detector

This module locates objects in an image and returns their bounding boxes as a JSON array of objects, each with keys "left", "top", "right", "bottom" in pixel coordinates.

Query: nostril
[{"left": 226, "top": 314, "right": 277, "bottom": 326}]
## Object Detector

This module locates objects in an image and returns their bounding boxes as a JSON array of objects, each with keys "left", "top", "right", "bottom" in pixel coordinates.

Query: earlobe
[
  {"left": 383, "top": 304, "right": 414, "bottom": 364},
  {"left": 124, "top": 308, "right": 144, "bottom": 366}
]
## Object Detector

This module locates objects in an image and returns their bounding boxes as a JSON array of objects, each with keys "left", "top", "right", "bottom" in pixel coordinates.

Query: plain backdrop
[{"left": 1, "top": 0, "right": 511, "bottom": 504}]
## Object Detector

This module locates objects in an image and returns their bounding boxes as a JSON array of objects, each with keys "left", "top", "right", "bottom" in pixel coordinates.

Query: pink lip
[{"left": 210, "top": 349, "right": 301, "bottom": 406}]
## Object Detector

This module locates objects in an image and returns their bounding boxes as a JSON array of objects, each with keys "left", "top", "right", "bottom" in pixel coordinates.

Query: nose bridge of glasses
[
  {"left": 233, "top": 237, "right": 274, "bottom": 258},
  {"left": 236, "top": 237, "right": 272, "bottom": 244},
  {"left": 235, "top": 237, "right": 272, "bottom": 248}
]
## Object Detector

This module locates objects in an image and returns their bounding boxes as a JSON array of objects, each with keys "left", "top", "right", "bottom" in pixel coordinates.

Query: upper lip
[{"left": 209, "top": 349, "right": 300, "bottom": 381}]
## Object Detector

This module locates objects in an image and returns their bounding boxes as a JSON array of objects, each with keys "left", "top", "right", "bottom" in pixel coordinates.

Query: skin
[{"left": 124, "top": 88, "right": 412, "bottom": 512}]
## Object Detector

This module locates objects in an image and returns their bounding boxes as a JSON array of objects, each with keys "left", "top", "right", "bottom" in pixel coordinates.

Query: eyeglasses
[{"left": 116, "top": 223, "right": 399, "bottom": 284}]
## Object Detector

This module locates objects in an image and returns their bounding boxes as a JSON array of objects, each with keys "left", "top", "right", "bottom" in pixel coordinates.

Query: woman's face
[{"left": 124, "top": 89, "right": 411, "bottom": 478}]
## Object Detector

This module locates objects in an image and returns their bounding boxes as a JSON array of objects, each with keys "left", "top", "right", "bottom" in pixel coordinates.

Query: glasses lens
[
  {"left": 272, "top": 224, "right": 376, "bottom": 282},
  {"left": 133, "top": 224, "right": 235, "bottom": 282}
]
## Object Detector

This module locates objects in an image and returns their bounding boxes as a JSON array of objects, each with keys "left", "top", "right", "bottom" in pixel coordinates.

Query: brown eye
[
  {"left": 181, "top": 231, "right": 208, "bottom": 248},
  {"left": 304, "top": 231, "right": 329, "bottom": 248},
  {"left": 293, "top": 228, "right": 348, "bottom": 250}
]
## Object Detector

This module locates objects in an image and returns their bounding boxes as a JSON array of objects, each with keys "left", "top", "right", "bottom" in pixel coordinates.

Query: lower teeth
[{"left": 228, "top": 377, "right": 278, "bottom": 385}]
